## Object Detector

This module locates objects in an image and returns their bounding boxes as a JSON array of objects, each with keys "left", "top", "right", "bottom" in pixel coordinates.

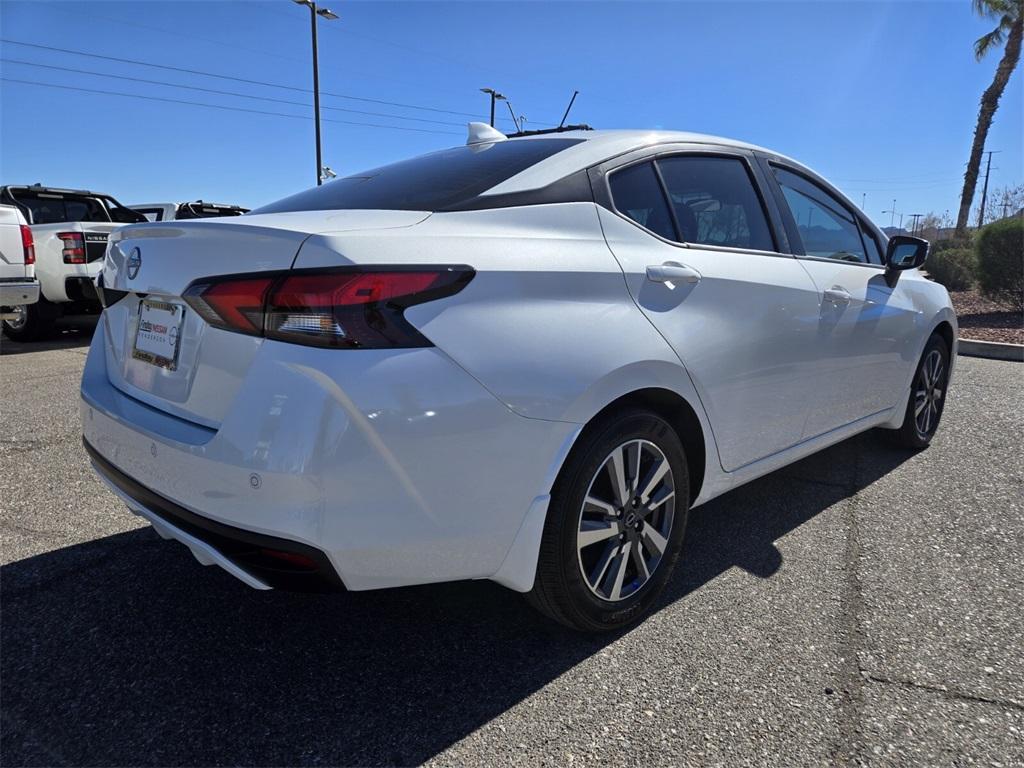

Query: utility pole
[
  {"left": 976, "top": 150, "right": 998, "bottom": 228},
  {"left": 293, "top": 0, "right": 339, "bottom": 186},
  {"left": 861, "top": 192, "right": 866, "bottom": 211},
  {"left": 907, "top": 213, "right": 923, "bottom": 236},
  {"left": 480, "top": 88, "right": 505, "bottom": 127}
]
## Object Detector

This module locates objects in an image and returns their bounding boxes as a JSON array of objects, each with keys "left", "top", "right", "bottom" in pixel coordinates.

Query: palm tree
[{"left": 955, "top": 0, "right": 1023, "bottom": 236}]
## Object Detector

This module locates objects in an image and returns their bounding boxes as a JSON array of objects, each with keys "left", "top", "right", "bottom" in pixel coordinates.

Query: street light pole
[
  {"left": 310, "top": 3, "right": 322, "bottom": 186},
  {"left": 480, "top": 88, "right": 505, "bottom": 127},
  {"left": 294, "top": 0, "right": 338, "bottom": 186}
]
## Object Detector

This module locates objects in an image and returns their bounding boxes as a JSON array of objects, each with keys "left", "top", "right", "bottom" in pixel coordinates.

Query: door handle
[
  {"left": 646, "top": 263, "right": 701, "bottom": 285},
  {"left": 823, "top": 287, "right": 852, "bottom": 306}
]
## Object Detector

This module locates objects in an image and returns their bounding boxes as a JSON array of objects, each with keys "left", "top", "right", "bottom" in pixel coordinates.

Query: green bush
[
  {"left": 975, "top": 218, "right": 1024, "bottom": 311},
  {"left": 926, "top": 247, "right": 976, "bottom": 291}
]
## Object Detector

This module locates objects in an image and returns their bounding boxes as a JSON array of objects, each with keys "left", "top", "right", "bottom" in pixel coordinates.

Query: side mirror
[{"left": 884, "top": 235, "right": 928, "bottom": 286}]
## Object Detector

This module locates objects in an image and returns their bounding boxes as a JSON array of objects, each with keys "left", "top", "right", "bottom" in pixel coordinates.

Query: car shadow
[
  {"left": 0, "top": 432, "right": 911, "bottom": 766},
  {"left": 0, "top": 315, "right": 97, "bottom": 355}
]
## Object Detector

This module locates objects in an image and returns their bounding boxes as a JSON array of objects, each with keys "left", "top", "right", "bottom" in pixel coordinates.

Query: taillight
[
  {"left": 57, "top": 232, "right": 85, "bottom": 264},
  {"left": 184, "top": 277, "right": 275, "bottom": 336},
  {"left": 19, "top": 225, "right": 34, "bottom": 265},
  {"left": 183, "top": 267, "right": 473, "bottom": 349}
]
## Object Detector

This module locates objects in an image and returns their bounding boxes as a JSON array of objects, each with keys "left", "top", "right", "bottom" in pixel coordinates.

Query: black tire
[
  {"left": 888, "top": 333, "right": 950, "bottom": 450},
  {"left": 527, "top": 408, "right": 690, "bottom": 632},
  {"left": 1, "top": 298, "right": 59, "bottom": 342}
]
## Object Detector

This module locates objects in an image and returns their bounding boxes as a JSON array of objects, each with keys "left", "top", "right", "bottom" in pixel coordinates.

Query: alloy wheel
[
  {"left": 914, "top": 349, "right": 945, "bottom": 436},
  {"left": 576, "top": 439, "right": 676, "bottom": 602}
]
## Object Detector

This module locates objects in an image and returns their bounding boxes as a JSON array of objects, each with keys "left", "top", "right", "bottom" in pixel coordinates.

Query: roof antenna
[{"left": 558, "top": 90, "right": 579, "bottom": 129}]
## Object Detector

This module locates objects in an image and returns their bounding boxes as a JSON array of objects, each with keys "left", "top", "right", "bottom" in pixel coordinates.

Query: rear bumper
[
  {"left": 64, "top": 276, "right": 100, "bottom": 304},
  {"left": 81, "top": 318, "right": 578, "bottom": 592},
  {"left": 0, "top": 279, "right": 39, "bottom": 307},
  {"left": 86, "top": 438, "right": 345, "bottom": 591}
]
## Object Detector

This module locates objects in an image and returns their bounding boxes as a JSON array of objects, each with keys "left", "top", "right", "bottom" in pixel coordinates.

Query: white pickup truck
[
  {"left": 0, "top": 185, "right": 145, "bottom": 341},
  {"left": 130, "top": 200, "right": 249, "bottom": 221},
  {"left": 0, "top": 204, "right": 40, "bottom": 333}
]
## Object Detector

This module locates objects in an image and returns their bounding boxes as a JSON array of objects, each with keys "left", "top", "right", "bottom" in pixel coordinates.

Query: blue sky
[{"left": 1, "top": 0, "right": 1021, "bottom": 226}]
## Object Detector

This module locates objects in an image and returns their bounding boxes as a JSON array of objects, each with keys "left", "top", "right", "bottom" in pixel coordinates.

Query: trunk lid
[{"left": 99, "top": 212, "right": 428, "bottom": 427}]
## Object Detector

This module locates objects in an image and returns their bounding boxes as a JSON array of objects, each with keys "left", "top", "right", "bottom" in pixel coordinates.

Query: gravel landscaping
[{"left": 948, "top": 289, "right": 1023, "bottom": 344}]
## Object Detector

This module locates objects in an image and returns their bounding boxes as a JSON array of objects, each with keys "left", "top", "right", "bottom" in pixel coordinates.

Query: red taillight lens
[
  {"left": 183, "top": 277, "right": 275, "bottom": 335},
  {"left": 183, "top": 268, "right": 472, "bottom": 348},
  {"left": 19, "top": 225, "right": 35, "bottom": 265},
  {"left": 57, "top": 232, "right": 85, "bottom": 264},
  {"left": 265, "top": 271, "right": 458, "bottom": 348}
]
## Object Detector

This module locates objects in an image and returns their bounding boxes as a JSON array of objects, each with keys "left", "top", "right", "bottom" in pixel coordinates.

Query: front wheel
[
  {"left": 527, "top": 408, "right": 690, "bottom": 632},
  {"left": 889, "top": 334, "right": 950, "bottom": 449}
]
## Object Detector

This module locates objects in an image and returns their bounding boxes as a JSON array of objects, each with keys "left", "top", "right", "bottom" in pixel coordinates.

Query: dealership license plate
[{"left": 132, "top": 299, "right": 184, "bottom": 370}]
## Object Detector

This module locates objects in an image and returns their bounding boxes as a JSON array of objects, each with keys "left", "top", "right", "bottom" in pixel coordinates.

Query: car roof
[{"left": 482, "top": 129, "right": 803, "bottom": 197}]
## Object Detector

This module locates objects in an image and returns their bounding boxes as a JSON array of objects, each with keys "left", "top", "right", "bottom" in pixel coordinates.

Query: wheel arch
[
  {"left": 569, "top": 388, "right": 707, "bottom": 504},
  {"left": 932, "top": 319, "right": 955, "bottom": 354}
]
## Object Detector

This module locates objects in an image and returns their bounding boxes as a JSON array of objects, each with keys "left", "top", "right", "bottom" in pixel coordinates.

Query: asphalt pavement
[{"left": 1, "top": 321, "right": 1022, "bottom": 767}]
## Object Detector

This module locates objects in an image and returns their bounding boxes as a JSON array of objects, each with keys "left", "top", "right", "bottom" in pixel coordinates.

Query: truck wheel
[{"left": 2, "top": 299, "right": 59, "bottom": 342}]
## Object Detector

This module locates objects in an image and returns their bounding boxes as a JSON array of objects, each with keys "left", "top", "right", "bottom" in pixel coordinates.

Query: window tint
[
  {"left": 13, "top": 193, "right": 110, "bottom": 225},
  {"left": 862, "top": 227, "right": 884, "bottom": 265},
  {"left": 253, "top": 139, "right": 583, "bottom": 214},
  {"left": 657, "top": 156, "right": 774, "bottom": 251},
  {"left": 774, "top": 168, "right": 867, "bottom": 263},
  {"left": 608, "top": 162, "right": 676, "bottom": 240}
]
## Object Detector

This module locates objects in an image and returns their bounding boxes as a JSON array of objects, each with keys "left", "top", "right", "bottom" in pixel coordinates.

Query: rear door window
[
  {"left": 656, "top": 156, "right": 775, "bottom": 251},
  {"left": 773, "top": 167, "right": 867, "bottom": 263},
  {"left": 608, "top": 162, "right": 676, "bottom": 240}
]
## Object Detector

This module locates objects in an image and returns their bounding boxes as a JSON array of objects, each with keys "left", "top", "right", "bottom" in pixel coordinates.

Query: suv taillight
[
  {"left": 183, "top": 267, "right": 473, "bottom": 349},
  {"left": 20, "top": 225, "right": 35, "bottom": 265},
  {"left": 58, "top": 232, "right": 86, "bottom": 264}
]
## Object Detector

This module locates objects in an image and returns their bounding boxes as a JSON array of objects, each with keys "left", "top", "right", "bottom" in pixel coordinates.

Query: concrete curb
[{"left": 958, "top": 338, "right": 1024, "bottom": 362}]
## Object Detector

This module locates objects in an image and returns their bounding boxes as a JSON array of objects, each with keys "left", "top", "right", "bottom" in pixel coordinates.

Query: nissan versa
[{"left": 81, "top": 127, "right": 956, "bottom": 631}]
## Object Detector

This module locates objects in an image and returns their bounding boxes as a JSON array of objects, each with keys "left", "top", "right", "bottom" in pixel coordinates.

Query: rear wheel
[
  {"left": 1, "top": 299, "right": 58, "bottom": 342},
  {"left": 889, "top": 334, "right": 950, "bottom": 449},
  {"left": 527, "top": 408, "right": 689, "bottom": 632}
]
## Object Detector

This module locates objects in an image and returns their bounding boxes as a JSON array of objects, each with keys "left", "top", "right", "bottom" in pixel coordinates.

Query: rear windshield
[
  {"left": 176, "top": 203, "right": 249, "bottom": 219},
  {"left": 3, "top": 190, "right": 146, "bottom": 225},
  {"left": 253, "top": 138, "right": 583, "bottom": 214},
  {"left": 12, "top": 193, "right": 111, "bottom": 225}
]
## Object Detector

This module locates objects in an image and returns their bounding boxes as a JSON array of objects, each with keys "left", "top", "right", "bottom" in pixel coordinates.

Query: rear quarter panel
[{"left": 295, "top": 202, "right": 721, "bottom": 496}]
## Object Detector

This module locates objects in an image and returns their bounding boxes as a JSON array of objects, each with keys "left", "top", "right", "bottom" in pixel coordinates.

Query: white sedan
[{"left": 81, "top": 127, "right": 956, "bottom": 631}]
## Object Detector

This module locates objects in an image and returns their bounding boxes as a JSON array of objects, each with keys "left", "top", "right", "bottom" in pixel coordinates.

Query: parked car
[
  {"left": 81, "top": 127, "right": 956, "bottom": 631},
  {"left": 0, "top": 204, "right": 40, "bottom": 330},
  {"left": 0, "top": 185, "right": 146, "bottom": 341},
  {"left": 130, "top": 201, "right": 249, "bottom": 222}
]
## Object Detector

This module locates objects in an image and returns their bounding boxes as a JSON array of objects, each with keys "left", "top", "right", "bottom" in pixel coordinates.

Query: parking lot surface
[{"left": 1, "top": 324, "right": 1022, "bottom": 767}]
